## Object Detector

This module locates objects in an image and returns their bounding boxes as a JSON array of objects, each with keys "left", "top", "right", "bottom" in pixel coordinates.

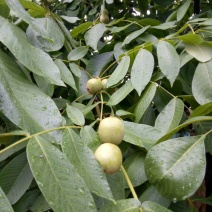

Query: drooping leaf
[
  {"left": 68, "top": 46, "right": 89, "bottom": 61},
  {"left": 66, "top": 104, "right": 85, "bottom": 126},
  {"left": 192, "top": 60, "right": 212, "bottom": 105},
  {"left": 0, "top": 152, "right": 33, "bottom": 204},
  {"left": 0, "top": 17, "right": 64, "bottom": 86},
  {"left": 0, "top": 187, "right": 14, "bottom": 212},
  {"left": 26, "top": 17, "right": 65, "bottom": 52},
  {"left": 54, "top": 59, "right": 77, "bottom": 91},
  {"left": 122, "top": 26, "right": 149, "bottom": 46},
  {"left": 131, "top": 49, "right": 154, "bottom": 95},
  {"left": 62, "top": 129, "right": 114, "bottom": 201},
  {"left": 178, "top": 34, "right": 212, "bottom": 62},
  {"left": 86, "top": 52, "right": 113, "bottom": 77},
  {"left": 151, "top": 21, "right": 176, "bottom": 30},
  {"left": 123, "top": 121, "right": 163, "bottom": 150},
  {"left": 145, "top": 136, "right": 206, "bottom": 201},
  {"left": 106, "top": 56, "right": 130, "bottom": 88},
  {"left": 157, "top": 116, "right": 212, "bottom": 143},
  {"left": 142, "top": 201, "right": 172, "bottom": 212},
  {"left": 0, "top": 50, "right": 62, "bottom": 140},
  {"left": 190, "top": 102, "right": 212, "bottom": 118},
  {"left": 27, "top": 136, "right": 97, "bottom": 212},
  {"left": 107, "top": 81, "right": 134, "bottom": 106},
  {"left": 85, "top": 23, "right": 106, "bottom": 50},
  {"left": 109, "top": 23, "right": 133, "bottom": 33},
  {"left": 177, "top": 0, "right": 191, "bottom": 21},
  {"left": 155, "top": 98, "right": 184, "bottom": 135},
  {"left": 99, "top": 198, "right": 141, "bottom": 212},
  {"left": 123, "top": 152, "right": 147, "bottom": 187},
  {"left": 157, "top": 41, "right": 181, "bottom": 86},
  {"left": 134, "top": 82, "right": 157, "bottom": 123},
  {"left": 139, "top": 185, "right": 170, "bottom": 208}
]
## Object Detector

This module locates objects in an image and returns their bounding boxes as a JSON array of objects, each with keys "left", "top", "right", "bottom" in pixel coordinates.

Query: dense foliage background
[{"left": 0, "top": 0, "right": 212, "bottom": 211}]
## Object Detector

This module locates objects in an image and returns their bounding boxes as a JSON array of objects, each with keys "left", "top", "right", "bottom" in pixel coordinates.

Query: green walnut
[
  {"left": 98, "top": 116, "right": 124, "bottom": 145},
  {"left": 86, "top": 77, "right": 102, "bottom": 95},
  {"left": 95, "top": 143, "right": 122, "bottom": 174}
]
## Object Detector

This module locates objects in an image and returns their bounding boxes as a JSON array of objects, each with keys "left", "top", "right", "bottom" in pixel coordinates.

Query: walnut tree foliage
[{"left": 0, "top": 0, "right": 212, "bottom": 211}]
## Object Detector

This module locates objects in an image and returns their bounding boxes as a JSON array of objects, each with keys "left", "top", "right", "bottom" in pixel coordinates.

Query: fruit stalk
[{"left": 121, "top": 165, "right": 143, "bottom": 212}]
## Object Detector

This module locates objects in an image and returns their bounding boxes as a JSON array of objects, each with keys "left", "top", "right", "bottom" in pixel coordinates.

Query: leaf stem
[
  {"left": 121, "top": 165, "right": 142, "bottom": 212},
  {"left": 100, "top": 92, "right": 104, "bottom": 120},
  {"left": 0, "top": 125, "right": 81, "bottom": 158}
]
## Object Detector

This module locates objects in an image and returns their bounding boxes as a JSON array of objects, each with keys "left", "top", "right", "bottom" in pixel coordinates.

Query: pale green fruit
[
  {"left": 86, "top": 77, "right": 102, "bottom": 95},
  {"left": 102, "top": 9, "right": 109, "bottom": 15},
  {"left": 101, "top": 79, "right": 107, "bottom": 90},
  {"left": 98, "top": 116, "right": 124, "bottom": 145},
  {"left": 100, "top": 14, "right": 109, "bottom": 24},
  {"left": 95, "top": 143, "right": 122, "bottom": 174}
]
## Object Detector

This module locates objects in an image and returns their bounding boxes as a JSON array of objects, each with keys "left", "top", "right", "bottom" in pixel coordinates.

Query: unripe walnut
[
  {"left": 100, "top": 14, "right": 109, "bottom": 24},
  {"left": 86, "top": 77, "right": 102, "bottom": 95},
  {"left": 101, "top": 79, "right": 107, "bottom": 90},
  {"left": 95, "top": 143, "right": 122, "bottom": 174},
  {"left": 98, "top": 116, "right": 124, "bottom": 145}
]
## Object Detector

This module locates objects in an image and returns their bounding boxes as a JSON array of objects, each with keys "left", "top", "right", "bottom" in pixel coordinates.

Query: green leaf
[
  {"left": 0, "top": 152, "right": 33, "bottom": 204},
  {"left": 142, "top": 201, "right": 172, "bottom": 212},
  {"left": 131, "top": 49, "right": 154, "bottom": 95},
  {"left": 80, "top": 126, "right": 100, "bottom": 151},
  {"left": 192, "top": 60, "right": 212, "bottom": 105},
  {"left": 178, "top": 34, "right": 212, "bottom": 62},
  {"left": 134, "top": 82, "right": 157, "bottom": 123},
  {"left": 0, "top": 17, "right": 64, "bottom": 86},
  {"left": 155, "top": 98, "right": 184, "bottom": 135},
  {"left": 62, "top": 129, "right": 114, "bottom": 201},
  {"left": 54, "top": 59, "right": 77, "bottom": 91},
  {"left": 123, "top": 121, "right": 163, "bottom": 150},
  {"left": 122, "top": 26, "right": 149, "bottom": 46},
  {"left": 19, "top": 0, "right": 46, "bottom": 15},
  {"left": 99, "top": 198, "right": 141, "bottom": 212},
  {"left": 0, "top": 0, "right": 10, "bottom": 18},
  {"left": 26, "top": 17, "right": 65, "bottom": 52},
  {"left": 68, "top": 46, "right": 89, "bottom": 61},
  {"left": 123, "top": 152, "right": 147, "bottom": 187},
  {"left": 69, "top": 62, "right": 82, "bottom": 78},
  {"left": 106, "top": 171, "right": 125, "bottom": 200},
  {"left": 0, "top": 187, "right": 14, "bottom": 212},
  {"left": 107, "top": 81, "right": 134, "bottom": 106},
  {"left": 145, "top": 136, "right": 206, "bottom": 201},
  {"left": 0, "top": 50, "right": 62, "bottom": 139},
  {"left": 139, "top": 185, "right": 170, "bottom": 208},
  {"left": 190, "top": 102, "right": 212, "bottom": 118},
  {"left": 61, "top": 15, "right": 80, "bottom": 23},
  {"left": 12, "top": 190, "right": 40, "bottom": 212},
  {"left": 34, "top": 74, "right": 54, "bottom": 97},
  {"left": 151, "top": 21, "right": 176, "bottom": 30},
  {"left": 157, "top": 116, "right": 212, "bottom": 143},
  {"left": 27, "top": 136, "right": 97, "bottom": 212},
  {"left": 66, "top": 104, "right": 85, "bottom": 126},
  {"left": 71, "top": 22, "right": 93, "bottom": 38},
  {"left": 85, "top": 23, "right": 106, "bottom": 50},
  {"left": 157, "top": 41, "right": 181, "bottom": 86},
  {"left": 109, "top": 23, "right": 133, "bottom": 33},
  {"left": 177, "top": 0, "right": 192, "bottom": 21},
  {"left": 29, "top": 194, "right": 50, "bottom": 212},
  {"left": 86, "top": 52, "right": 113, "bottom": 77},
  {"left": 107, "top": 56, "right": 130, "bottom": 88}
]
